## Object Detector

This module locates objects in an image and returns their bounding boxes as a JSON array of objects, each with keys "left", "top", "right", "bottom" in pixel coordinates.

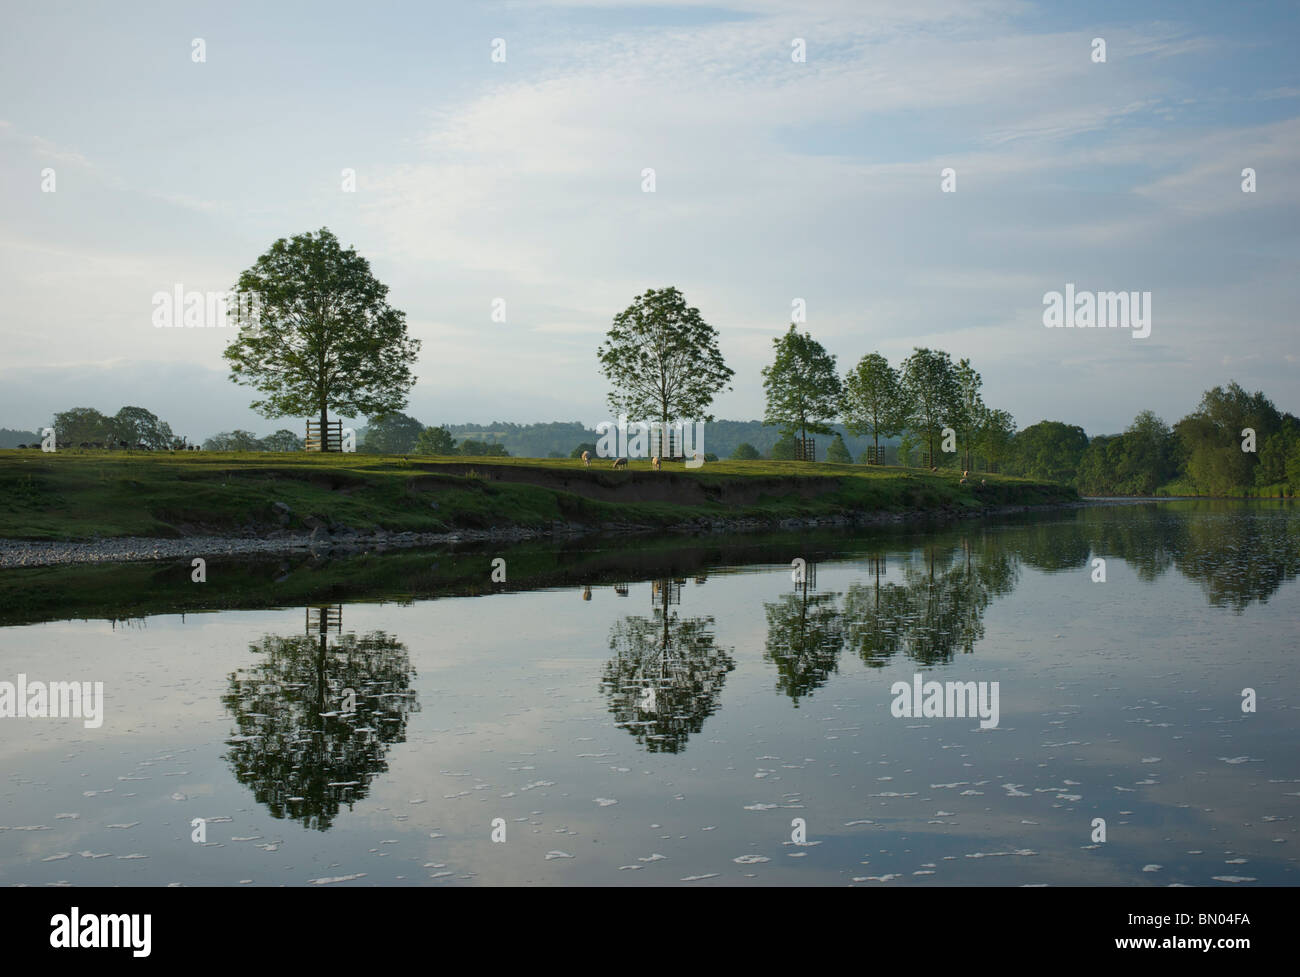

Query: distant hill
[
  {"left": 0, "top": 427, "right": 40, "bottom": 448},
  {"left": 415, "top": 420, "right": 899, "bottom": 462}
]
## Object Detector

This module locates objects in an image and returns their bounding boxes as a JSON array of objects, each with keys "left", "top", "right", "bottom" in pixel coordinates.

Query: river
[{"left": 1, "top": 500, "right": 1296, "bottom": 885}]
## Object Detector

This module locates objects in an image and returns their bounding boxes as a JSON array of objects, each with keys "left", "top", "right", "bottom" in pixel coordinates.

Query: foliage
[
  {"left": 458, "top": 439, "right": 509, "bottom": 457},
  {"left": 900, "top": 348, "right": 960, "bottom": 465},
  {"left": 824, "top": 433, "right": 852, "bottom": 464},
  {"left": 1006, "top": 420, "right": 1089, "bottom": 484},
  {"left": 842, "top": 352, "right": 910, "bottom": 457},
  {"left": 363, "top": 412, "right": 424, "bottom": 454},
  {"left": 223, "top": 227, "right": 420, "bottom": 445},
  {"left": 1174, "top": 383, "right": 1282, "bottom": 496},
  {"left": 413, "top": 425, "right": 457, "bottom": 456},
  {"left": 53, "top": 407, "right": 112, "bottom": 445},
  {"left": 770, "top": 433, "right": 798, "bottom": 460},
  {"left": 762, "top": 325, "right": 842, "bottom": 449},
  {"left": 597, "top": 287, "right": 734, "bottom": 442}
]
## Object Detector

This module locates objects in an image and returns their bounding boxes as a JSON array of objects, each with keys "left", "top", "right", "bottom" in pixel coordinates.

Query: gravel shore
[{"left": 0, "top": 501, "right": 1093, "bottom": 569}]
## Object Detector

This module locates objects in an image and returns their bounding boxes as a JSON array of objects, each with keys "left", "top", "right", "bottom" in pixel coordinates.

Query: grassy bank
[{"left": 0, "top": 449, "right": 1075, "bottom": 542}]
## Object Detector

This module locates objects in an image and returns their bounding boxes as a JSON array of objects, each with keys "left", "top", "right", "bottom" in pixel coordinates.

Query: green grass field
[{"left": 0, "top": 449, "right": 1076, "bottom": 542}]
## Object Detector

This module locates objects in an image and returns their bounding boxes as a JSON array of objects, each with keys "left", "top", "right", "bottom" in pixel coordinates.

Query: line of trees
[
  {"left": 36, "top": 405, "right": 306, "bottom": 452},
  {"left": 204, "top": 429, "right": 304, "bottom": 452},
  {"left": 759, "top": 325, "right": 1017, "bottom": 469},
  {"left": 360, "top": 412, "right": 509, "bottom": 456},
  {"left": 182, "top": 229, "right": 1292, "bottom": 495},
  {"left": 52, "top": 406, "right": 180, "bottom": 449},
  {"left": 1023, "top": 383, "right": 1299, "bottom": 497}
]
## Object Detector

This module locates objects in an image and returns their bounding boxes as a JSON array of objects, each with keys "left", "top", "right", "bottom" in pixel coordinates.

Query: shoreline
[{"left": 0, "top": 499, "right": 1104, "bottom": 569}]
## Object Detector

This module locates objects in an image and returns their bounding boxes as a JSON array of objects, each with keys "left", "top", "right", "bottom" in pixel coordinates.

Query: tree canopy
[
  {"left": 597, "top": 287, "right": 733, "bottom": 454},
  {"left": 842, "top": 352, "right": 909, "bottom": 457},
  {"left": 762, "top": 325, "right": 842, "bottom": 451},
  {"left": 223, "top": 228, "right": 420, "bottom": 448},
  {"left": 901, "top": 347, "right": 960, "bottom": 465}
]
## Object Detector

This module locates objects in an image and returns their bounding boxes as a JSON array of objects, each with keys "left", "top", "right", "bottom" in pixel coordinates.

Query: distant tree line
[
  {"left": 1011, "top": 383, "right": 1298, "bottom": 497},
  {"left": 358, "top": 413, "right": 510, "bottom": 456},
  {"left": 204, "top": 429, "right": 304, "bottom": 452},
  {"left": 49, "top": 406, "right": 181, "bottom": 449},
  {"left": 758, "top": 329, "right": 1015, "bottom": 469},
  {"left": 19, "top": 406, "right": 306, "bottom": 452}
]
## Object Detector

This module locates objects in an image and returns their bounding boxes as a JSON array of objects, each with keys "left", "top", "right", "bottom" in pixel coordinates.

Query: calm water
[{"left": 2, "top": 501, "right": 1297, "bottom": 886}]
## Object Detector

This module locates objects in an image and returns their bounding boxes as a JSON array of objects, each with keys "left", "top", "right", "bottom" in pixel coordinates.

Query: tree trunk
[{"left": 320, "top": 402, "right": 330, "bottom": 453}]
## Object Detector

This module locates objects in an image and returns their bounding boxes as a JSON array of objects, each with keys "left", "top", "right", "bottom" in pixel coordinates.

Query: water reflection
[
  {"left": 221, "top": 607, "right": 419, "bottom": 830},
  {"left": 763, "top": 565, "right": 844, "bottom": 705},
  {"left": 1018, "top": 504, "right": 1299, "bottom": 611},
  {"left": 600, "top": 578, "right": 735, "bottom": 753},
  {"left": 843, "top": 539, "right": 1019, "bottom": 667}
]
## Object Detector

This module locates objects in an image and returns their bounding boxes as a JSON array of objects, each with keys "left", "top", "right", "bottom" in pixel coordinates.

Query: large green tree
[
  {"left": 841, "top": 352, "right": 909, "bottom": 462},
  {"left": 900, "top": 347, "right": 960, "bottom": 467},
  {"left": 597, "top": 287, "right": 733, "bottom": 456},
  {"left": 1008, "top": 420, "right": 1089, "bottom": 483},
  {"left": 53, "top": 407, "right": 111, "bottom": 446},
  {"left": 110, "top": 406, "right": 173, "bottom": 450},
  {"left": 223, "top": 228, "right": 421, "bottom": 450},
  {"left": 416, "top": 425, "right": 458, "bottom": 456},
  {"left": 976, "top": 408, "right": 1017, "bottom": 472},
  {"left": 362, "top": 412, "right": 424, "bottom": 454},
  {"left": 762, "top": 325, "right": 842, "bottom": 456},
  {"left": 1175, "top": 382, "right": 1282, "bottom": 495}
]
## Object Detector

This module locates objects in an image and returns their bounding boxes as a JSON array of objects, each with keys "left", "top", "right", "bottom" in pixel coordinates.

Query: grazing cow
[
  {"left": 611, "top": 457, "right": 627, "bottom": 470},
  {"left": 652, "top": 456, "right": 660, "bottom": 471},
  {"left": 581, "top": 450, "right": 590, "bottom": 468},
  {"left": 959, "top": 477, "right": 967, "bottom": 485}
]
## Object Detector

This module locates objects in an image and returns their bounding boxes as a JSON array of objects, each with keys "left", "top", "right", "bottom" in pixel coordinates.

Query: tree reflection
[
  {"left": 1175, "top": 506, "right": 1300, "bottom": 612},
  {"left": 763, "top": 567, "right": 845, "bottom": 705},
  {"left": 601, "top": 579, "right": 734, "bottom": 753},
  {"left": 840, "top": 537, "right": 1018, "bottom": 667},
  {"left": 221, "top": 625, "right": 418, "bottom": 831}
]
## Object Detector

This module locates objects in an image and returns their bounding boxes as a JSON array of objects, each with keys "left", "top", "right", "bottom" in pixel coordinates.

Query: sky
[{"left": 1, "top": 0, "right": 1297, "bottom": 442}]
